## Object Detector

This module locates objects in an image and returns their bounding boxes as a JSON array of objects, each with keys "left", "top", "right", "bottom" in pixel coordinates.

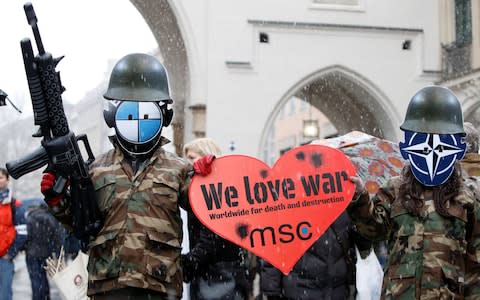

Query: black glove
[{"left": 181, "top": 254, "right": 197, "bottom": 283}]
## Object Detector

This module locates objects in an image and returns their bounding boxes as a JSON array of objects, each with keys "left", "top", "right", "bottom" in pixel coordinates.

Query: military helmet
[
  {"left": 103, "top": 53, "right": 172, "bottom": 103},
  {"left": 400, "top": 85, "right": 464, "bottom": 134}
]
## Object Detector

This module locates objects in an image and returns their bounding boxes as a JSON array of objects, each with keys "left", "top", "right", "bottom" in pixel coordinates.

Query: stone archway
[
  {"left": 465, "top": 102, "right": 480, "bottom": 128},
  {"left": 130, "top": 0, "right": 190, "bottom": 155},
  {"left": 260, "top": 65, "right": 399, "bottom": 161},
  {"left": 454, "top": 81, "right": 480, "bottom": 128}
]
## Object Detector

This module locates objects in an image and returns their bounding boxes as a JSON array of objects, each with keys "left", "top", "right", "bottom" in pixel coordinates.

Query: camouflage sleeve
[
  {"left": 347, "top": 179, "right": 395, "bottom": 241},
  {"left": 179, "top": 160, "right": 195, "bottom": 210},
  {"left": 464, "top": 181, "right": 480, "bottom": 298}
]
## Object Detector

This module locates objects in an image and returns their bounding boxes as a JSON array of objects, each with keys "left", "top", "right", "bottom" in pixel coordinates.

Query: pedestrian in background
[
  {"left": 260, "top": 211, "right": 372, "bottom": 300},
  {"left": 0, "top": 168, "right": 27, "bottom": 300},
  {"left": 25, "top": 202, "right": 64, "bottom": 300},
  {"left": 62, "top": 230, "right": 81, "bottom": 262},
  {"left": 182, "top": 137, "right": 251, "bottom": 300}
]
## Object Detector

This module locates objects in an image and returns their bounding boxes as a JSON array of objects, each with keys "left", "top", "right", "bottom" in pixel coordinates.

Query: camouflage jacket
[
  {"left": 348, "top": 175, "right": 480, "bottom": 300},
  {"left": 86, "top": 137, "right": 191, "bottom": 297},
  {"left": 461, "top": 153, "right": 480, "bottom": 177}
]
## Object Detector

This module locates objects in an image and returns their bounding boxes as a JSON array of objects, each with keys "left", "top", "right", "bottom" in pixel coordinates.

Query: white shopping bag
[
  {"left": 355, "top": 247, "right": 383, "bottom": 300},
  {"left": 52, "top": 251, "right": 89, "bottom": 300}
]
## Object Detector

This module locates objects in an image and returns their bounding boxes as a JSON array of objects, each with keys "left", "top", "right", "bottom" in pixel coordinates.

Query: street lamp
[
  {"left": 303, "top": 95, "right": 319, "bottom": 139},
  {"left": 303, "top": 119, "right": 320, "bottom": 138},
  {"left": 0, "top": 89, "right": 22, "bottom": 113},
  {"left": 0, "top": 89, "right": 8, "bottom": 107}
]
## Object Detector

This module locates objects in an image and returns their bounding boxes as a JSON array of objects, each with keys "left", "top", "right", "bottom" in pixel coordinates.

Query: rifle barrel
[{"left": 24, "top": 2, "right": 45, "bottom": 55}]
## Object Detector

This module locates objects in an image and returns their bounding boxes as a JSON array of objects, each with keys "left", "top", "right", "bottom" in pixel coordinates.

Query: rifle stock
[{"left": 6, "top": 147, "right": 49, "bottom": 179}]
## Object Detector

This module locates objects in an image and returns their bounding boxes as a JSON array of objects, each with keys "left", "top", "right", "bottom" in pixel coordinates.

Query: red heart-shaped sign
[{"left": 189, "top": 144, "right": 356, "bottom": 274}]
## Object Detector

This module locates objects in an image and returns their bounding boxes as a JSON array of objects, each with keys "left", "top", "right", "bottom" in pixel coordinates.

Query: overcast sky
[{"left": 0, "top": 0, "right": 157, "bottom": 114}]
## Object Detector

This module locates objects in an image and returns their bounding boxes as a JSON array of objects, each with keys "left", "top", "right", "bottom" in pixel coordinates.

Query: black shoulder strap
[{"left": 10, "top": 197, "right": 16, "bottom": 222}]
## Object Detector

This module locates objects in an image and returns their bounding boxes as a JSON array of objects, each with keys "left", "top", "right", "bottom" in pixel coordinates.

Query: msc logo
[{"left": 249, "top": 221, "right": 312, "bottom": 248}]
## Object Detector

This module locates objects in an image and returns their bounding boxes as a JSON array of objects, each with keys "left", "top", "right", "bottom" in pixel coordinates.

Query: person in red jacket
[{"left": 0, "top": 168, "right": 18, "bottom": 300}]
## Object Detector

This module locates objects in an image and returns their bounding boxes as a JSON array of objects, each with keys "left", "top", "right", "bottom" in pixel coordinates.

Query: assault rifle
[{"left": 6, "top": 3, "right": 103, "bottom": 244}]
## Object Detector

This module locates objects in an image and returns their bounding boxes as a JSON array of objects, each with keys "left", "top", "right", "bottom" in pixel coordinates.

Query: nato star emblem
[{"left": 400, "top": 132, "right": 466, "bottom": 186}]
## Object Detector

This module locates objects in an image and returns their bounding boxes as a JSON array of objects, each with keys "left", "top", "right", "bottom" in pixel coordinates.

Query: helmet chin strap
[
  {"left": 116, "top": 134, "right": 163, "bottom": 158},
  {"left": 116, "top": 135, "right": 163, "bottom": 174}
]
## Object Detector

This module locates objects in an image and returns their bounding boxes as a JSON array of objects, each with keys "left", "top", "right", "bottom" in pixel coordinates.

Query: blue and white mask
[
  {"left": 399, "top": 131, "right": 466, "bottom": 186},
  {"left": 114, "top": 101, "right": 164, "bottom": 155}
]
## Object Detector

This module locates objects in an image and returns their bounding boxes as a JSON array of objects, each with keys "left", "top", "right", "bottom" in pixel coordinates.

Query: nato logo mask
[
  {"left": 399, "top": 130, "right": 466, "bottom": 186},
  {"left": 115, "top": 101, "right": 163, "bottom": 144}
]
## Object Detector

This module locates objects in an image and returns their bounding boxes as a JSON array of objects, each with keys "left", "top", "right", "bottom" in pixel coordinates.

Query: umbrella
[{"left": 312, "top": 131, "right": 405, "bottom": 196}]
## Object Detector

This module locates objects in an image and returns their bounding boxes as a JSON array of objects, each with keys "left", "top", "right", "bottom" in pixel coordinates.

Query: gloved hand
[
  {"left": 181, "top": 253, "right": 198, "bottom": 283},
  {"left": 349, "top": 176, "right": 366, "bottom": 197},
  {"left": 348, "top": 175, "right": 370, "bottom": 211},
  {"left": 193, "top": 155, "right": 216, "bottom": 176},
  {"left": 41, "top": 172, "right": 64, "bottom": 206}
]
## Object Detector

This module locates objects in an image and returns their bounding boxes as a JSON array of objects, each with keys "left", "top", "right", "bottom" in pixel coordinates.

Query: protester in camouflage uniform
[
  {"left": 348, "top": 86, "right": 480, "bottom": 299},
  {"left": 41, "top": 53, "right": 211, "bottom": 299}
]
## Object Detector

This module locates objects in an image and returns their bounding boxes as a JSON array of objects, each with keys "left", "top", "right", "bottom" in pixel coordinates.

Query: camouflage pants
[{"left": 90, "top": 287, "right": 180, "bottom": 300}]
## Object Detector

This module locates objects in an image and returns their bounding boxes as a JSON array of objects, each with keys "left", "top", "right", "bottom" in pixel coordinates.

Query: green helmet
[
  {"left": 400, "top": 86, "right": 464, "bottom": 134},
  {"left": 103, "top": 53, "right": 172, "bottom": 103}
]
